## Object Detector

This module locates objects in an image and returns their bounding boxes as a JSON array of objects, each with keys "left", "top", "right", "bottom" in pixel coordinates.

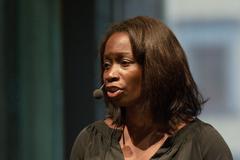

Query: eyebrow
[{"left": 103, "top": 51, "right": 131, "bottom": 59}]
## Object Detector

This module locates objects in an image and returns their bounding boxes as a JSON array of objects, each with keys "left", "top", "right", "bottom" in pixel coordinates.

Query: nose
[{"left": 104, "top": 65, "right": 120, "bottom": 83}]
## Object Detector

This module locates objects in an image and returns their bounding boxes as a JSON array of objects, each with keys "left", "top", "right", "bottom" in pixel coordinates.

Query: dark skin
[
  {"left": 124, "top": 104, "right": 165, "bottom": 149},
  {"left": 102, "top": 32, "right": 162, "bottom": 160},
  {"left": 103, "top": 32, "right": 186, "bottom": 160}
]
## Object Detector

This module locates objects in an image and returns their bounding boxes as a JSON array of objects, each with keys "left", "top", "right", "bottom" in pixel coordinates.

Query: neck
[
  {"left": 123, "top": 105, "right": 165, "bottom": 149},
  {"left": 125, "top": 105, "right": 152, "bottom": 127}
]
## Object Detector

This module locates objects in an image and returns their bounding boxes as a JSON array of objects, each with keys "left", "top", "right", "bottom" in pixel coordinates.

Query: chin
[
  {"left": 110, "top": 100, "right": 126, "bottom": 107},
  {"left": 110, "top": 98, "right": 138, "bottom": 108}
]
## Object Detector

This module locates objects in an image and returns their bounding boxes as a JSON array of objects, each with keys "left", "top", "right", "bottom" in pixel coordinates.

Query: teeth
[
  {"left": 108, "top": 87, "right": 120, "bottom": 92},
  {"left": 109, "top": 88, "right": 119, "bottom": 92}
]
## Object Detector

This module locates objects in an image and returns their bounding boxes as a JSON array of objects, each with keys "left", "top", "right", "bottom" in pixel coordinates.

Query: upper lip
[{"left": 105, "top": 86, "right": 123, "bottom": 92}]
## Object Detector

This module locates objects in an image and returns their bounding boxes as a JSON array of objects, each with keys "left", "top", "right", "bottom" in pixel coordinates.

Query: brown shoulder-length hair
[{"left": 100, "top": 16, "right": 207, "bottom": 133}]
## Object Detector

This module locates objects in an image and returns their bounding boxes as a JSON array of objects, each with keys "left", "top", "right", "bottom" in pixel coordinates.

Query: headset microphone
[{"left": 93, "top": 84, "right": 104, "bottom": 99}]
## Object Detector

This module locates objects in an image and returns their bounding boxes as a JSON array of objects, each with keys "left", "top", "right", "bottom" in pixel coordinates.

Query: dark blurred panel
[
  {"left": 62, "top": 0, "right": 96, "bottom": 159},
  {"left": 0, "top": 0, "right": 19, "bottom": 160},
  {"left": 0, "top": 0, "right": 63, "bottom": 160}
]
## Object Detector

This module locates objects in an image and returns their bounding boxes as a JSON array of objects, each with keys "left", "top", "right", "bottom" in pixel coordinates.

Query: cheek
[
  {"left": 127, "top": 72, "right": 142, "bottom": 92},
  {"left": 102, "top": 71, "right": 107, "bottom": 82}
]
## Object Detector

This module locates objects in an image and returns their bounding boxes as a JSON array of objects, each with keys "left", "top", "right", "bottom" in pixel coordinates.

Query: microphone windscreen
[{"left": 93, "top": 89, "right": 104, "bottom": 99}]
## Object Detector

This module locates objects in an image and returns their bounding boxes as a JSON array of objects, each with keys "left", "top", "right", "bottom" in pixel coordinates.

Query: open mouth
[{"left": 106, "top": 86, "right": 123, "bottom": 98}]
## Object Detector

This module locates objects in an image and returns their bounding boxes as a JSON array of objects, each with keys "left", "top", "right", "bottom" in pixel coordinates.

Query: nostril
[
  {"left": 107, "top": 77, "right": 119, "bottom": 82},
  {"left": 104, "top": 66, "right": 120, "bottom": 82}
]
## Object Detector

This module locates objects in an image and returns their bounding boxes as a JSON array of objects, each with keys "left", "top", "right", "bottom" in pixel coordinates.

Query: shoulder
[
  {"left": 74, "top": 120, "right": 108, "bottom": 143},
  {"left": 191, "top": 119, "right": 228, "bottom": 147},
  {"left": 70, "top": 120, "right": 112, "bottom": 160},
  {"left": 73, "top": 120, "right": 112, "bottom": 143},
  {"left": 186, "top": 119, "right": 233, "bottom": 159}
]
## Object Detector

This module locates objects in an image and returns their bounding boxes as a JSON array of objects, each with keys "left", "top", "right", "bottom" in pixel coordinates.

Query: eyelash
[
  {"left": 103, "top": 59, "right": 133, "bottom": 70},
  {"left": 120, "top": 60, "right": 131, "bottom": 66},
  {"left": 103, "top": 62, "right": 111, "bottom": 69}
]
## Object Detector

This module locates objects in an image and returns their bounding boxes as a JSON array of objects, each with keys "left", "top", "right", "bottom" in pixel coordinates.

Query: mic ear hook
[{"left": 99, "top": 84, "right": 104, "bottom": 90}]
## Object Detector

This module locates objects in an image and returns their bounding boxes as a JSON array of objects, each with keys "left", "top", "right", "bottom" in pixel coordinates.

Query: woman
[{"left": 70, "top": 16, "right": 233, "bottom": 160}]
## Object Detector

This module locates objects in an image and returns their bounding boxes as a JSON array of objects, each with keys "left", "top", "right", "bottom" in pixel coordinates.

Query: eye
[
  {"left": 120, "top": 59, "right": 133, "bottom": 67},
  {"left": 103, "top": 61, "right": 111, "bottom": 70}
]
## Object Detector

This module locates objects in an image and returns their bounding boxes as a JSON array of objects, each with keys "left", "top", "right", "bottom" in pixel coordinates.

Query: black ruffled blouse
[{"left": 70, "top": 118, "right": 232, "bottom": 160}]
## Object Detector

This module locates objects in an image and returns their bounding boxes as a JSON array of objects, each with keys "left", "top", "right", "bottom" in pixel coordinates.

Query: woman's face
[{"left": 103, "top": 32, "right": 142, "bottom": 107}]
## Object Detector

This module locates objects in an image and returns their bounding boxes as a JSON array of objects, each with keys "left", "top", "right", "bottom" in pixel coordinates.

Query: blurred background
[{"left": 0, "top": 0, "right": 239, "bottom": 159}]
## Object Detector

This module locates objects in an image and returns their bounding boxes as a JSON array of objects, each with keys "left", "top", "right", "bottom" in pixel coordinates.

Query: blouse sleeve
[
  {"left": 174, "top": 121, "right": 233, "bottom": 160},
  {"left": 200, "top": 125, "right": 233, "bottom": 160},
  {"left": 70, "top": 127, "right": 90, "bottom": 160}
]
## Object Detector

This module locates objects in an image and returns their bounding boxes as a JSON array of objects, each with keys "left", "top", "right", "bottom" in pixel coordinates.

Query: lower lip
[{"left": 107, "top": 90, "right": 123, "bottom": 98}]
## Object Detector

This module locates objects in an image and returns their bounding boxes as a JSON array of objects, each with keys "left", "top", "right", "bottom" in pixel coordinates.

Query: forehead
[{"left": 104, "top": 32, "right": 132, "bottom": 57}]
